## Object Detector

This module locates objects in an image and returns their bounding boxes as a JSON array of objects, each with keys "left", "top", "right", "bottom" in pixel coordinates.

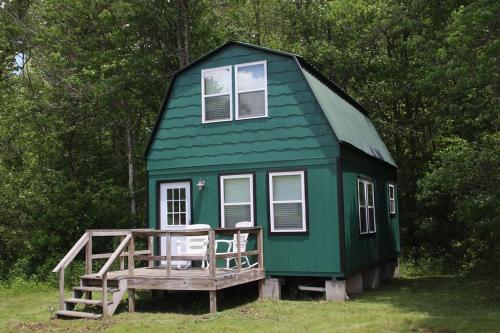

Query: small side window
[
  {"left": 388, "top": 183, "right": 396, "bottom": 215},
  {"left": 358, "top": 178, "right": 376, "bottom": 234}
]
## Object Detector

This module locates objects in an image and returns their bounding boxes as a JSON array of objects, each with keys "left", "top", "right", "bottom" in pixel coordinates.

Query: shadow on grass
[
  {"left": 357, "top": 275, "right": 500, "bottom": 332},
  {"left": 113, "top": 281, "right": 260, "bottom": 315}
]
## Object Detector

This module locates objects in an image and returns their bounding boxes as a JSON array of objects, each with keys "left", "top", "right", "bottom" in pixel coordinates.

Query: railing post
[
  {"left": 85, "top": 231, "right": 93, "bottom": 275},
  {"left": 166, "top": 232, "right": 171, "bottom": 277},
  {"left": 128, "top": 234, "right": 135, "bottom": 277},
  {"left": 236, "top": 230, "right": 241, "bottom": 272},
  {"left": 119, "top": 235, "right": 125, "bottom": 271},
  {"left": 148, "top": 236, "right": 154, "bottom": 268},
  {"left": 209, "top": 230, "right": 216, "bottom": 278},
  {"left": 102, "top": 272, "right": 108, "bottom": 317},
  {"left": 59, "top": 268, "right": 65, "bottom": 310},
  {"left": 257, "top": 227, "right": 264, "bottom": 269}
]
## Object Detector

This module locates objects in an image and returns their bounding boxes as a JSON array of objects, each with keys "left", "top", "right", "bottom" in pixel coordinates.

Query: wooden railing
[
  {"left": 129, "top": 227, "right": 264, "bottom": 278},
  {"left": 52, "top": 229, "right": 153, "bottom": 311}
]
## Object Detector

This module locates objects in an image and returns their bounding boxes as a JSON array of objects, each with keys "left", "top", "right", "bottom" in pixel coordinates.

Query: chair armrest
[{"left": 215, "top": 239, "right": 233, "bottom": 253}]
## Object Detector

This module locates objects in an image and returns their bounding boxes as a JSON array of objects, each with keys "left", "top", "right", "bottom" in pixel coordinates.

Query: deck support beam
[
  {"left": 209, "top": 290, "right": 217, "bottom": 314},
  {"left": 59, "top": 269, "right": 65, "bottom": 310},
  {"left": 258, "top": 279, "right": 264, "bottom": 300},
  {"left": 128, "top": 289, "right": 135, "bottom": 313}
]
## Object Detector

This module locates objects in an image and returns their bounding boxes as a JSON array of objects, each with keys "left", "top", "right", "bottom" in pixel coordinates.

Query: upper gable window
[
  {"left": 201, "top": 66, "right": 232, "bottom": 123},
  {"left": 235, "top": 61, "right": 268, "bottom": 120}
]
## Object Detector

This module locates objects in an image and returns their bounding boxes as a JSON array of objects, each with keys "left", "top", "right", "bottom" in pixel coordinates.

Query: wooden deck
[
  {"left": 52, "top": 227, "right": 265, "bottom": 319},
  {"left": 82, "top": 266, "right": 265, "bottom": 291}
]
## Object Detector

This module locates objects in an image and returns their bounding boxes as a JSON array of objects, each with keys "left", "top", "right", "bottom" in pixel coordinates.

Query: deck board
[{"left": 81, "top": 267, "right": 265, "bottom": 291}]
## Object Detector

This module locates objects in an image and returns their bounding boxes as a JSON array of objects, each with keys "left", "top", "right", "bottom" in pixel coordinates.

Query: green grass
[{"left": 1, "top": 275, "right": 499, "bottom": 333}]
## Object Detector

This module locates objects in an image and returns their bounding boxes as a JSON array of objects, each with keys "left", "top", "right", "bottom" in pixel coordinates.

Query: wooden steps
[
  {"left": 56, "top": 276, "right": 128, "bottom": 319},
  {"left": 56, "top": 310, "right": 102, "bottom": 320},
  {"left": 73, "top": 286, "right": 119, "bottom": 293},
  {"left": 65, "top": 297, "right": 113, "bottom": 306}
]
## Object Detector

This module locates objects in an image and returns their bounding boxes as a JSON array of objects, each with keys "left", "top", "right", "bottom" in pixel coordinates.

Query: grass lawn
[{"left": 1, "top": 275, "right": 499, "bottom": 333}]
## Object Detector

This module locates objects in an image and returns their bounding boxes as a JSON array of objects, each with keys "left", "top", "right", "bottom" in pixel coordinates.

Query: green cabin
[{"left": 145, "top": 41, "right": 400, "bottom": 294}]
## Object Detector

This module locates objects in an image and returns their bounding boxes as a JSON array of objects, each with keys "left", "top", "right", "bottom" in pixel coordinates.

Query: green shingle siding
[{"left": 147, "top": 46, "right": 338, "bottom": 171}]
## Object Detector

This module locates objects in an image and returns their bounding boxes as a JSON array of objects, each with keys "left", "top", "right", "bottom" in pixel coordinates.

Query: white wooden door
[{"left": 159, "top": 181, "right": 191, "bottom": 267}]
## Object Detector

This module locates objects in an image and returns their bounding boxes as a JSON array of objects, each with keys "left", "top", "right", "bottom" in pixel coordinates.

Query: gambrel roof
[{"left": 146, "top": 41, "right": 396, "bottom": 167}]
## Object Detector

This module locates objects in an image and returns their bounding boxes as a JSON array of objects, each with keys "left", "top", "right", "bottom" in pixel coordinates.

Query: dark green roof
[{"left": 300, "top": 66, "right": 396, "bottom": 166}]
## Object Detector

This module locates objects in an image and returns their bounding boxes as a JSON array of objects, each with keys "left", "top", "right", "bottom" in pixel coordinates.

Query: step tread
[
  {"left": 73, "top": 286, "right": 119, "bottom": 293},
  {"left": 56, "top": 310, "right": 102, "bottom": 319},
  {"left": 64, "top": 298, "right": 113, "bottom": 306}
]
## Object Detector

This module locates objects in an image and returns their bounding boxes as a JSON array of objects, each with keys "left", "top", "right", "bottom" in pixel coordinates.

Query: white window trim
[
  {"left": 388, "top": 183, "right": 396, "bottom": 215},
  {"left": 358, "top": 178, "right": 376, "bottom": 235},
  {"left": 235, "top": 60, "right": 268, "bottom": 120},
  {"left": 201, "top": 65, "right": 233, "bottom": 124},
  {"left": 269, "top": 171, "right": 307, "bottom": 233},
  {"left": 220, "top": 174, "right": 254, "bottom": 228}
]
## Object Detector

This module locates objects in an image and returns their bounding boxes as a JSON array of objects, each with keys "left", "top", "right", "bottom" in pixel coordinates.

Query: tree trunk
[
  {"left": 125, "top": 111, "right": 137, "bottom": 216},
  {"left": 175, "top": 0, "right": 190, "bottom": 67},
  {"left": 252, "top": 0, "right": 262, "bottom": 45}
]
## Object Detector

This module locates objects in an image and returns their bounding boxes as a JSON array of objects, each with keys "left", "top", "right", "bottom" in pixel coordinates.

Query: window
[
  {"left": 220, "top": 174, "right": 254, "bottom": 228},
  {"left": 388, "top": 183, "right": 396, "bottom": 215},
  {"left": 269, "top": 171, "right": 307, "bottom": 233},
  {"left": 201, "top": 66, "right": 232, "bottom": 123},
  {"left": 235, "top": 61, "right": 268, "bottom": 120},
  {"left": 358, "top": 178, "right": 376, "bottom": 234}
]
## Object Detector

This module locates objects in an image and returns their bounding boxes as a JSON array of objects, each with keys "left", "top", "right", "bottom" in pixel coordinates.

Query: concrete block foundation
[
  {"left": 325, "top": 280, "right": 347, "bottom": 301},
  {"left": 261, "top": 278, "right": 282, "bottom": 300}
]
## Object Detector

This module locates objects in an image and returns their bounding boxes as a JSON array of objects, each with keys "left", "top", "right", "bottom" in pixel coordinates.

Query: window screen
[
  {"left": 236, "top": 62, "right": 267, "bottom": 119},
  {"left": 269, "top": 171, "right": 306, "bottom": 232},
  {"left": 220, "top": 175, "right": 254, "bottom": 228},
  {"left": 202, "top": 66, "right": 232, "bottom": 122}
]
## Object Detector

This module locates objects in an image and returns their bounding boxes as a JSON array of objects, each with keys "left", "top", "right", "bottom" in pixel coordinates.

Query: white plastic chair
[
  {"left": 215, "top": 221, "right": 257, "bottom": 269},
  {"left": 175, "top": 224, "right": 210, "bottom": 269}
]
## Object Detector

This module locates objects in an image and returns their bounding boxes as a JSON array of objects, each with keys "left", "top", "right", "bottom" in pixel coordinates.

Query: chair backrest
[
  {"left": 233, "top": 222, "right": 252, "bottom": 252},
  {"left": 185, "top": 224, "right": 210, "bottom": 254}
]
